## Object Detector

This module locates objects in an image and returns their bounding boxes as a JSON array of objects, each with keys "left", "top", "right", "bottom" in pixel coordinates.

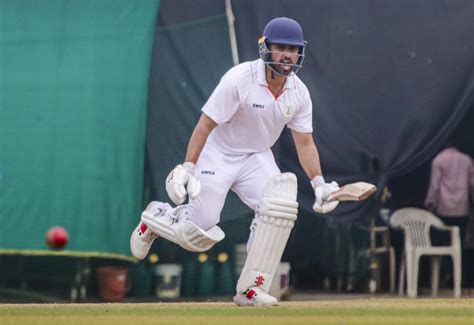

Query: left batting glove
[
  {"left": 165, "top": 162, "right": 201, "bottom": 205},
  {"left": 311, "top": 176, "right": 340, "bottom": 214}
]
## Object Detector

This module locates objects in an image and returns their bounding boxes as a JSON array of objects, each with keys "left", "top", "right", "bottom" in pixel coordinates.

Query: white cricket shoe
[
  {"left": 130, "top": 201, "right": 171, "bottom": 260},
  {"left": 233, "top": 287, "right": 278, "bottom": 307}
]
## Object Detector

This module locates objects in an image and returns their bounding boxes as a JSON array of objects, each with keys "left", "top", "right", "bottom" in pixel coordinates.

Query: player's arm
[
  {"left": 424, "top": 159, "right": 441, "bottom": 211},
  {"left": 165, "top": 113, "right": 217, "bottom": 205},
  {"left": 166, "top": 70, "right": 238, "bottom": 205},
  {"left": 291, "top": 130, "right": 322, "bottom": 179},
  {"left": 185, "top": 113, "right": 218, "bottom": 164},
  {"left": 291, "top": 129, "right": 339, "bottom": 214},
  {"left": 470, "top": 160, "right": 474, "bottom": 187}
]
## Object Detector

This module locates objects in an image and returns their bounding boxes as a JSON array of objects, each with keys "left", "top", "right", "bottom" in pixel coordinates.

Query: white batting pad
[
  {"left": 175, "top": 220, "right": 225, "bottom": 252},
  {"left": 141, "top": 208, "right": 224, "bottom": 252},
  {"left": 236, "top": 173, "right": 298, "bottom": 293}
]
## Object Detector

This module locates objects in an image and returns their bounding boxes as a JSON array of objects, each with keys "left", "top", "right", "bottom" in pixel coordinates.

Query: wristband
[
  {"left": 310, "top": 175, "right": 325, "bottom": 188},
  {"left": 182, "top": 162, "right": 196, "bottom": 173}
]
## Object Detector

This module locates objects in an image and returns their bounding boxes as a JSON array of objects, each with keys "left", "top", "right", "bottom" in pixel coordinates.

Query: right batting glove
[{"left": 311, "top": 176, "right": 340, "bottom": 214}]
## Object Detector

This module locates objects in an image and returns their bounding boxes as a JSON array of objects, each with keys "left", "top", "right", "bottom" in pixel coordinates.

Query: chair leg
[
  {"left": 430, "top": 256, "right": 441, "bottom": 297},
  {"left": 389, "top": 247, "right": 396, "bottom": 294},
  {"left": 406, "top": 251, "right": 416, "bottom": 298},
  {"left": 398, "top": 251, "right": 405, "bottom": 296},
  {"left": 407, "top": 252, "right": 420, "bottom": 298},
  {"left": 452, "top": 253, "right": 461, "bottom": 298}
]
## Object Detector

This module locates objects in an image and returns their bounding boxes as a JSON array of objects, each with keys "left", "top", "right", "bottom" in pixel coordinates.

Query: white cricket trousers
[{"left": 186, "top": 142, "right": 281, "bottom": 230}]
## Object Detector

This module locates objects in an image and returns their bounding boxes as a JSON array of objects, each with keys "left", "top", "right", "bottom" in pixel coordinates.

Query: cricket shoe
[
  {"left": 130, "top": 201, "right": 171, "bottom": 260},
  {"left": 233, "top": 287, "right": 278, "bottom": 307}
]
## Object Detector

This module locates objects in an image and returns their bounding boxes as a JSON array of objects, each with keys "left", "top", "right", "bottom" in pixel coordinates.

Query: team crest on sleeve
[{"left": 283, "top": 104, "right": 295, "bottom": 117}]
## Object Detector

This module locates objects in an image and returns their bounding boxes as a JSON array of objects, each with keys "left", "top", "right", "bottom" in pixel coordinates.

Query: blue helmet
[{"left": 259, "top": 17, "right": 307, "bottom": 76}]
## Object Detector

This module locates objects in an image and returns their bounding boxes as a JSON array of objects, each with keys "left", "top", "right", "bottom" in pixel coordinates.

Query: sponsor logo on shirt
[
  {"left": 283, "top": 104, "right": 295, "bottom": 117},
  {"left": 252, "top": 103, "right": 265, "bottom": 109},
  {"left": 201, "top": 170, "right": 215, "bottom": 175}
]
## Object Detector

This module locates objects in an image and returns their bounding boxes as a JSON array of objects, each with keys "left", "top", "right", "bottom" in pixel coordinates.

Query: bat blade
[{"left": 327, "top": 182, "right": 377, "bottom": 202}]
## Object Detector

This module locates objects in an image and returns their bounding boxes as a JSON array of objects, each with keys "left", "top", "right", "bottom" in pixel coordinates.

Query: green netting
[{"left": 0, "top": 0, "right": 160, "bottom": 257}]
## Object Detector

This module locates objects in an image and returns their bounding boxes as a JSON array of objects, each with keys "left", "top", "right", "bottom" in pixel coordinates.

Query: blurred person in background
[{"left": 425, "top": 144, "right": 474, "bottom": 287}]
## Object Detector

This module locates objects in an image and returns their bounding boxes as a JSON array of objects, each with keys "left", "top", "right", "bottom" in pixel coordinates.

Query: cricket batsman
[{"left": 131, "top": 17, "right": 340, "bottom": 306}]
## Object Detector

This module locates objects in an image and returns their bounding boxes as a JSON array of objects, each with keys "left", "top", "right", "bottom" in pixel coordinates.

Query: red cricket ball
[{"left": 46, "top": 226, "right": 69, "bottom": 250}]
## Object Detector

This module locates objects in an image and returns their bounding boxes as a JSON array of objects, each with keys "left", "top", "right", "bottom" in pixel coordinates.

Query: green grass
[{"left": 0, "top": 299, "right": 473, "bottom": 324}]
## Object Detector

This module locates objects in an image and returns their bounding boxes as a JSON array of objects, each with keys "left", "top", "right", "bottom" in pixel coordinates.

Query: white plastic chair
[{"left": 390, "top": 208, "right": 461, "bottom": 298}]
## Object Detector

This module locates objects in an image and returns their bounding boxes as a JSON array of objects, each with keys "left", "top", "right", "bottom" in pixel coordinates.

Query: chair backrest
[{"left": 390, "top": 208, "right": 445, "bottom": 247}]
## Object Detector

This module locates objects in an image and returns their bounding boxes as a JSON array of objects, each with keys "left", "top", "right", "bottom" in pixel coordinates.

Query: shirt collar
[{"left": 256, "top": 59, "right": 296, "bottom": 89}]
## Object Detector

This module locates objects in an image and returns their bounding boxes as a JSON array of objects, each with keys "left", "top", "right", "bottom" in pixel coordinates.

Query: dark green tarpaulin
[{"left": 0, "top": 0, "right": 160, "bottom": 258}]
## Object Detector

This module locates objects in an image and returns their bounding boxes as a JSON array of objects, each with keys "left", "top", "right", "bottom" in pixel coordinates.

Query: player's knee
[
  {"left": 198, "top": 215, "right": 221, "bottom": 231},
  {"left": 186, "top": 205, "right": 221, "bottom": 231},
  {"left": 256, "top": 173, "right": 298, "bottom": 219}
]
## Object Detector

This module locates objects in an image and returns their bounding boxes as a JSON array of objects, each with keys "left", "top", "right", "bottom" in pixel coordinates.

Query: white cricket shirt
[{"left": 202, "top": 59, "right": 313, "bottom": 154}]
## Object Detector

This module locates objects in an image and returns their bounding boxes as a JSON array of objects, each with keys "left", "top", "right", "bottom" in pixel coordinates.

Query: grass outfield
[{"left": 0, "top": 299, "right": 473, "bottom": 324}]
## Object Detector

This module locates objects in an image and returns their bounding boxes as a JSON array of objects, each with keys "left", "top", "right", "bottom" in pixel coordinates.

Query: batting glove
[
  {"left": 165, "top": 162, "right": 201, "bottom": 205},
  {"left": 311, "top": 176, "right": 340, "bottom": 214}
]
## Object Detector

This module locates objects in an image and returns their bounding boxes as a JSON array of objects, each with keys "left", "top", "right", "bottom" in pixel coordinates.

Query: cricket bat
[{"left": 327, "top": 182, "right": 377, "bottom": 202}]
